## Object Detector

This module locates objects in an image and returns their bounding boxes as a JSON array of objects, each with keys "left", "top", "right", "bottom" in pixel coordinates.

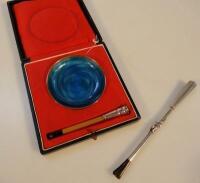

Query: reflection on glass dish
[{"left": 47, "top": 56, "right": 106, "bottom": 108}]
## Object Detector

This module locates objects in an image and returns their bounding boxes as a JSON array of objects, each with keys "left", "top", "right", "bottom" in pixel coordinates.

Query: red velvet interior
[
  {"left": 25, "top": 45, "right": 138, "bottom": 150},
  {"left": 13, "top": 0, "right": 139, "bottom": 150},
  {"left": 14, "top": 0, "right": 96, "bottom": 60}
]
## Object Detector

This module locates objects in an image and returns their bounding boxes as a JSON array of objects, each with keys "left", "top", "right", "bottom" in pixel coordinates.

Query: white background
[{"left": 0, "top": 0, "right": 200, "bottom": 183}]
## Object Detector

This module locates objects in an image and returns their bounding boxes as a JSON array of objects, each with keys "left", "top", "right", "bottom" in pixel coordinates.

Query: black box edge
[{"left": 7, "top": 0, "right": 141, "bottom": 154}]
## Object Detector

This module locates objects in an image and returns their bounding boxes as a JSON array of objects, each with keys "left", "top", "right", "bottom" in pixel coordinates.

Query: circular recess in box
[
  {"left": 47, "top": 56, "right": 106, "bottom": 108},
  {"left": 30, "top": 8, "right": 78, "bottom": 43}
]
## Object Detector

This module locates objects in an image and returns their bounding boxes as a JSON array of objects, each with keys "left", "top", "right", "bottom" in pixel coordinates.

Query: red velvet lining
[
  {"left": 25, "top": 45, "right": 138, "bottom": 150},
  {"left": 13, "top": 0, "right": 96, "bottom": 60}
]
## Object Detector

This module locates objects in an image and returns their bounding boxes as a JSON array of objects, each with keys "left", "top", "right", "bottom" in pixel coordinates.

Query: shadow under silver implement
[{"left": 113, "top": 81, "right": 197, "bottom": 179}]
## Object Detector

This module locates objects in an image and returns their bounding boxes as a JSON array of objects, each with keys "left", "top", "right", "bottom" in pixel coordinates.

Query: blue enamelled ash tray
[{"left": 47, "top": 56, "right": 106, "bottom": 108}]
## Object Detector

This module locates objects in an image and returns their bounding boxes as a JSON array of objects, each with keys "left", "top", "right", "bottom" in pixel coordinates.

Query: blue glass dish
[{"left": 47, "top": 56, "right": 105, "bottom": 108}]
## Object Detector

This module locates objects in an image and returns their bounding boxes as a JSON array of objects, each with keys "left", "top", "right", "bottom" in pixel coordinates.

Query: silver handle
[
  {"left": 103, "top": 106, "right": 130, "bottom": 120},
  {"left": 113, "top": 81, "right": 196, "bottom": 179},
  {"left": 171, "top": 81, "right": 197, "bottom": 108}
]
